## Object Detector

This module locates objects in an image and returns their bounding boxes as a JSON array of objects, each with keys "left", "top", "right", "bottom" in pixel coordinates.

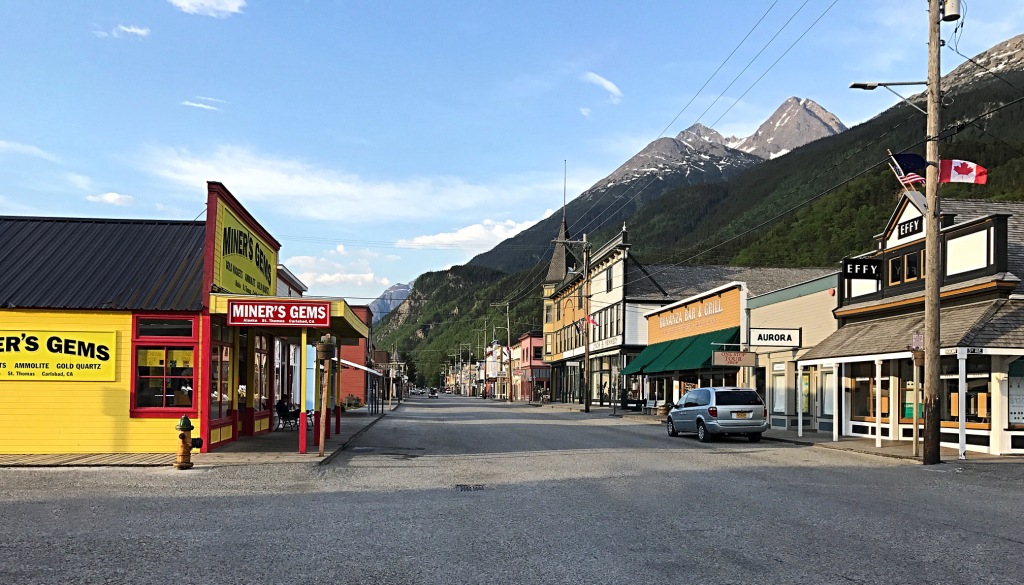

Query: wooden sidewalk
[{"left": 0, "top": 453, "right": 174, "bottom": 467}]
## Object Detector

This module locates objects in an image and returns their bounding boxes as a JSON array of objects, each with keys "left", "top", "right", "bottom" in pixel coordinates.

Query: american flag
[{"left": 899, "top": 172, "right": 925, "bottom": 186}]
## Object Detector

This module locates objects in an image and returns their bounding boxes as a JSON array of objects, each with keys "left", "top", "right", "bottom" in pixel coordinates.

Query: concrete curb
[
  {"left": 761, "top": 434, "right": 924, "bottom": 462},
  {"left": 319, "top": 412, "right": 388, "bottom": 466}
]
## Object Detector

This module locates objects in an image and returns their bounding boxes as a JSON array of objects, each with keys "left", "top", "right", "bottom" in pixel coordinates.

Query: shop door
[
  {"left": 801, "top": 372, "right": 814, "bottom": 430},
  {"left": 819, "top": 370, "right": 836, "bottom": 433}
]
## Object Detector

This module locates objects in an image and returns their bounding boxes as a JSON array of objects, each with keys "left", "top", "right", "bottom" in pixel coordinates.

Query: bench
[
  {"left": 643, "top": 399, "right": 661, "bottom": 415},
  {"left": 620, "top": 399, "right": 645, "bottom": 412}
]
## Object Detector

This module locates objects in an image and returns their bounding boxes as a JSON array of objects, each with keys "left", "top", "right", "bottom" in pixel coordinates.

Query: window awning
[
  {"left": 645, "top": 327, "right": 740, "bottom": 374},
  {"left": 621, "top": 339, "right": 675, "bottom": 375},
  {"left": 338, "top": 358, "right": 383, "bottom": 377},
  {"left": 621, "top": 327, "right": 741, "bottom": 375}
]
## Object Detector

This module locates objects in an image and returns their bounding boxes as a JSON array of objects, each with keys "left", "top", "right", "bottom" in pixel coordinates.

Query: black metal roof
[{"left": 0, "top": 216, "right": 206, "bottom": 311}]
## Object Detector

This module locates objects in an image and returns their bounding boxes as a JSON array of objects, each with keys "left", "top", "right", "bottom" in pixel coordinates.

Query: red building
[{"left": 339, "top": 306, "right": 373, "bottom": 406}]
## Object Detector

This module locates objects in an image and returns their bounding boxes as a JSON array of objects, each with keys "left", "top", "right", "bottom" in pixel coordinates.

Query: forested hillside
[{"left": 377, "top": 37, "right": 1024, "bottom": 385}]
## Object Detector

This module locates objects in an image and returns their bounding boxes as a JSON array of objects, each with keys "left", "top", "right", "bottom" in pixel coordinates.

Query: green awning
[
  {"left": 644, "top": 327, "right": 741, "bottom": 374},
  {"left": 621, "top": 339, "right": 675, "bottom": 376}
]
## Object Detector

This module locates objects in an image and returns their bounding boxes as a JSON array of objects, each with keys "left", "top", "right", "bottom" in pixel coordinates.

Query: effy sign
[
  {"left": 228, "top": 300, "right": 331, "bottom": 327},
  {"left": 842, "top": 258, "right": 882, "bottom": 280}
]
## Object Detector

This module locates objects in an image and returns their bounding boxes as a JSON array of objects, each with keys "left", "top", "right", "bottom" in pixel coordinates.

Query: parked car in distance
[
  {"left": 666, "top": 387, "right": 768, "bottom": 442},
  {"left": 428, "top": 389, "right": 439, "bottom": 399}
]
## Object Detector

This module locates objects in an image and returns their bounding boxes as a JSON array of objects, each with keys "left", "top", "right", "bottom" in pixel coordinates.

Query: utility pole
[
  {"left": 583, "top": 234, "right": 592, "bottom": 413},
  {"left": 480, "top": 317, "right": 488, "bottom": 398},
  {"left": 554, "top": 232, "right": 594, "bottom": 412},
  {"left": 922, "top": 0, "right": 942, "bottom": 465}
]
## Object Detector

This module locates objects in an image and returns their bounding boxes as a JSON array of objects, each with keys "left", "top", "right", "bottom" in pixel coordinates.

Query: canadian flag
[{"left": 939, "top": 159, "right": 988, "bottom": 184}]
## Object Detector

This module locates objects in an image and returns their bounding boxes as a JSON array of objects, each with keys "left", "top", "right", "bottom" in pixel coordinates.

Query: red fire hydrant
[{"left": 174, "top": 415, "right": 203, "bottom": 470}]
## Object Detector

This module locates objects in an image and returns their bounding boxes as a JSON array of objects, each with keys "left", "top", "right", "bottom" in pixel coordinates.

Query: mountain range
[{"left": 468, "top": 97, "right": 847, "bottom": 274}]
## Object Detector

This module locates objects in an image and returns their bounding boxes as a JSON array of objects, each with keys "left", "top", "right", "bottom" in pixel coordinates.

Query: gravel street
[{"left": 2, "top": 396, "right": 1022, "bottom": 584}]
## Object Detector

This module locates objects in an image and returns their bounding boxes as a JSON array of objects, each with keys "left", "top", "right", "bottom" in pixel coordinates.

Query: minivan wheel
[
  {"left": 667, "top": 418, "right": 679, "bottom": 437},
  {"left": 696, "top": 421, "right": 710, "bottom": 443},
  {"left": 748, "top": 432, "right": 762, "bottom": 443}
]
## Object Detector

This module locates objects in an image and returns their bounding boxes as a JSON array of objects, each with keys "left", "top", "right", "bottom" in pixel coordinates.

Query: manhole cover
[{"left": 454, "top": 484, "right": 486, "bottom": 492}]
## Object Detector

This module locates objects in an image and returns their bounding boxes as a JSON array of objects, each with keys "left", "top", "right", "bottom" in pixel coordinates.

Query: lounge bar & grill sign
[
  {"left": 0, "top": 330, "right": 116, "bottom": 381},
  {"left": 228, "top": 300, "right": 331, "bottom": 327}
]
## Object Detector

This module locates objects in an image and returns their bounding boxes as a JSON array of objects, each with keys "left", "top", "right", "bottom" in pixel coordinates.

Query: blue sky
[{"left": 2, "top": 0, "right": 1022, "bottom": 302}]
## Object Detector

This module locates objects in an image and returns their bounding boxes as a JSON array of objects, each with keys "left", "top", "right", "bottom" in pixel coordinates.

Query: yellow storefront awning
[{"left": 208, "top": 294, "right": 369, "bottom": 342}]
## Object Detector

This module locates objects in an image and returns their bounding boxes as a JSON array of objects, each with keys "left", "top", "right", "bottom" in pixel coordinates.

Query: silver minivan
[{"left": 666, "top": 387, "right": 768, "bottom": 442}]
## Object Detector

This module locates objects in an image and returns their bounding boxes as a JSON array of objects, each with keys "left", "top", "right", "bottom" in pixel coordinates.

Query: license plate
[{"left": 734, "top": 411, "right": 750, "bottom": 419}]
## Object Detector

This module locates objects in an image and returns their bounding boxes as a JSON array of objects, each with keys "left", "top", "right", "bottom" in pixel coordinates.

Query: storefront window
[
  {"left": 896, "top": 359, "right": 921, "bottom": 420},
  {"left": 820, "top": 370, "right": 835, "bottom": 416},
  {"left": 209, "top": 322, "right": 233, "bottom": 421},
  {"left": 772, "top": 373, "right": 786, "bottom": 412},
  {"left": 135, "top": 347, "right": 194, "bottom": 408},
  {"left": 131, "top": 316, "right": 198, "bottom": 415},
  {"left": 939, "top": 355, "right": 990, "bottom": 424},
  {"left": 138, "top": 318, "right": 193, "bottom": 338},
  {"left": 253, "top": 335, "right": 270, "bottom": 412},
  {"left": 850, "top": 361, "right": 889, "bottom": 420}
]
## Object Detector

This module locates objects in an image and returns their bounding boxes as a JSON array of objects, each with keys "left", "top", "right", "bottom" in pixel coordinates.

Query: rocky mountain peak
[
  {"left": 943, "top": 34, "right": 1024, "bottom": 92},
  {"left": 368, "top": 282, "right": 412, "bottom": 324},
  {"left": 731, "top": 96, "right": 847, "bottom": 159},
  {"left": 676, "top": 123, "right": 726, "bottom": 145}
]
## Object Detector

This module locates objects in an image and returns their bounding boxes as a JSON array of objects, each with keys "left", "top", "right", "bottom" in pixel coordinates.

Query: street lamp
[
  {"left": 849, "top": 0, "right": 957, "bottom": 464},
  {"left": 848, "top": 81, "right": 928, "bottom": 115}
]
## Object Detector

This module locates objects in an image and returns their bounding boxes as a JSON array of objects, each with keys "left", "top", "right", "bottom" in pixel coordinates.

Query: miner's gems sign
[{"left": 0, "top": 331, "right": 116, "bottom": 381}]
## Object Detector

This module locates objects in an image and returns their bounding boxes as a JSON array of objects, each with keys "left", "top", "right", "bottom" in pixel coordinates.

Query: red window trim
[{"left": 130, "top": 314, "right": 200, "bottom": 419}]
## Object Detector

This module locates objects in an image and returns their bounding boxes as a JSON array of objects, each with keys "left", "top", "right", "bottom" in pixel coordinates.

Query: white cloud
[
  {"left": 116, "top": 25, "right": 150, "bottom": 38},
  {"left": 283, "top": 252, "right": 391, "bottom": 297},
  {"left": 0, "top": 140, "right": 59, "bottom": 162},
  {"left": 180, "top": 100, "right": 219, "bottom": 111},
  {"left": 579, "top": 107, "right": 591, "bottom": 119},
  {"left": 581, "top": 71, "right": 622, "bottom": 105},
  {"left": 144, "top": 145, "right": 498, "bottom": 222},
  {"left": 396, "top": 218, "right": 541, "bottom": 251},
  {"left": 86, "top": 192, "right": 134, "bottom": 206},
  {"left": 67, "top": 173, "right": 92, "bottom": 190},
  {"left": 330, "top": 244, "right": 348, "bottom": 255},
  {"left": 92, "top": 24, "right": 151, "bottom": 39},
  {"left": 167, "top": 0, "right": 246, "bottom": 18}
]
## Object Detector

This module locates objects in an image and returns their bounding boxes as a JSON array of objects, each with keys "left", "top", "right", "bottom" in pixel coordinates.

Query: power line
[
  {"left": 566, "top": 0, "right": 794, "bottom": 238},
  {"left": 693, "top": 0, "right": 812, "bottom": 129},
  {"left": 570, "top": 0, "right": 837, "bottom": 240},
  {"left": 708, "top": 0, "right": 841, "bottom": 129}
]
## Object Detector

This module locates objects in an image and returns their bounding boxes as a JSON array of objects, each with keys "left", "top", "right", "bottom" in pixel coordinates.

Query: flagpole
[
  {"left": 887, "top": 149, "right": 913, "bottom": 195},
  {"left": 888, "top": 163, "right": 913, "bottom": 196}
]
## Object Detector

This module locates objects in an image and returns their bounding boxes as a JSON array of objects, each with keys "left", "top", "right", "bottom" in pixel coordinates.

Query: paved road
[{"left": 1, "top": 396, "right": 1021, "bottom": 584}]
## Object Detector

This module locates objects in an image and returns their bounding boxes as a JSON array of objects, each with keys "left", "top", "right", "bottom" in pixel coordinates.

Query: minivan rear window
[{"left": 715, "top": 390, "right": 762, "bottom": 406}]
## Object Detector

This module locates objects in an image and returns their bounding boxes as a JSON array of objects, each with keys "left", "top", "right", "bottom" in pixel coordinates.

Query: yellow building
[{"left": 0, "top": 182, "right": 367, "bottom": 454}]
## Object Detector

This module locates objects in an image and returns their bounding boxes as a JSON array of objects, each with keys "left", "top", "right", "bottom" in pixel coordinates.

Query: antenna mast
[{"left": 562, "top": 160, "right": 567, "bottom": 225}]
